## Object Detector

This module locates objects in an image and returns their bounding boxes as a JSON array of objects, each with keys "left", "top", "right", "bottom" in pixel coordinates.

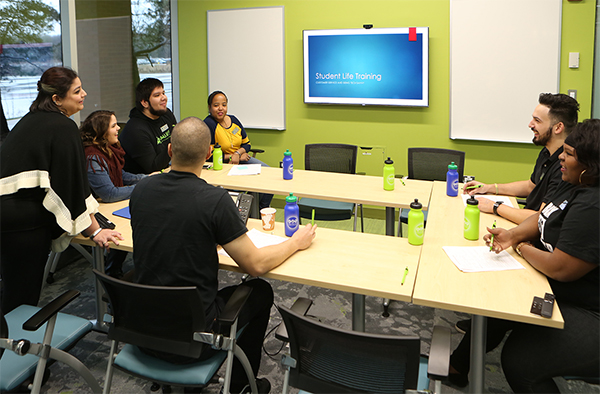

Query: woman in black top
[
  {"left": 449, "top": 119, "right": 599, "bottom": 393},
  {"left": 0, "top": 67, "right": 123, "bottom": 313}
]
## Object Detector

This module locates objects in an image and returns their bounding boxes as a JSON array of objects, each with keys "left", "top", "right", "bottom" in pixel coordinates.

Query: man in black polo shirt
[
  {"left": 463, "top": 93, "right": 579, "bottom": 224},
  {"left": 130, "top": 116, "right": 316, "bottom": 393}
]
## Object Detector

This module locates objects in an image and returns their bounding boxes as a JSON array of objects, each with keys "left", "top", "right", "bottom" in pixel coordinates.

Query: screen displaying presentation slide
[{"left": 303, "top": 27, "right": 428, "bottom": 107}]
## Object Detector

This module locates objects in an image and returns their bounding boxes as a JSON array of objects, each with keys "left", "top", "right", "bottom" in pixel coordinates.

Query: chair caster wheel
[{"left": 46, "top": 273, "right": 55, "bottom": 284}]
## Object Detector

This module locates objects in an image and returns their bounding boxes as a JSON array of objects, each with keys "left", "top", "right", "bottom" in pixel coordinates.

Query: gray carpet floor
[{"left": 22, "top": 215, "right": 600, "bottom": 394}]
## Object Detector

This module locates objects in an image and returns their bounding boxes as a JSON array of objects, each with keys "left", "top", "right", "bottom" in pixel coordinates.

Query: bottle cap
[
  {"left": 448, "top": 162, "right": 458, "bottom": 170},
  {"left": 466, "top": 196, "right": 479, "bottom": 206},
  {"left": 285, "top": 192, "right": 297, "bottom": 202},
  {"left": 385, "top": 157, "right": 394, "bottom": 165},
  {"left": 284, "top": 149, "right": 292, "bottom": 156},
  {"left": 214, "top": 143, "right": 221, "bottom": 149},
  {"left": 410, "top": 198, "right": 422, "bottom": 209}
]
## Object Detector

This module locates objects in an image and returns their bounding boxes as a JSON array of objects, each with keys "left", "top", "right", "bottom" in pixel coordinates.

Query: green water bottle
[
  {"left": 464, "top": 196, "right": 480, "bottom": 240},
  {"left": 407, "top": 198, "right": 424, "bottom": 245},
  {"left": 213, "top": 143, "right": 223, "bottom": 171},
  {"left": 383, "top": 157, "right": 395, "bottom": 191}
]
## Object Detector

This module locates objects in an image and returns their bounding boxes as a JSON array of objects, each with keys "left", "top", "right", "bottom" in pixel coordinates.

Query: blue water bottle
[
  {"left": 446, "top": 162, "right": 459, "bottom": 197},
  {"left": 283, "top": 149, "right": 293, "bottom": 180},
  {"left": 284, "top": 193, "right": 299, "bottom": 237}
]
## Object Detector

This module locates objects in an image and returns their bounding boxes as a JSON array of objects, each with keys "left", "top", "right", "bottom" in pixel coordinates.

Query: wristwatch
[{"left": 493, "top": 201, "right": 504, "bottom": 216}]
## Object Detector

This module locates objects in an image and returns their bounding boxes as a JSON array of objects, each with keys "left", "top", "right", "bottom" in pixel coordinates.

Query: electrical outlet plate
[{"left": 568, "top": 89, "right": 577, "bottom": 100}]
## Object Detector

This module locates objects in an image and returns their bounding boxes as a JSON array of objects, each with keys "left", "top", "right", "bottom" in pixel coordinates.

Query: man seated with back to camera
[
  {"left": 129, "top": 116, "right": 317, "bottom": 394},
  {"left": 464, "top": 93, "right": 579, "bottom": 225},
  {"left": 119, "top": 78, "right": 177, "bottom": 174}
]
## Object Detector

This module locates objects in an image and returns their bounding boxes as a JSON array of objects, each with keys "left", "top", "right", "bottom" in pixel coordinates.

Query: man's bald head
[{"left": 170, "top": 117, "right": 211, "bottom": 167}]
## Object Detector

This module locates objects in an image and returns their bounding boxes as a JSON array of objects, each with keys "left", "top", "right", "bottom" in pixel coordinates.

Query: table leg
[
  {"left": 352, "top": 294, "right": 365, "bottom": 332},
  {"left": 385, "top": 207, "right": 395, "bottom": 236},
  {"left": 91, "top": 246, "right": 109, "bottom": 333},
  {"left": 469, "top": 315, "right": 487, "bottom": 393}
]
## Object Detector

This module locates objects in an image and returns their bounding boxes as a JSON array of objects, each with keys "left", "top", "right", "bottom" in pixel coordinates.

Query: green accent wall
[{"left": 178, "top": 0, "right": 595, "bottom": 184}]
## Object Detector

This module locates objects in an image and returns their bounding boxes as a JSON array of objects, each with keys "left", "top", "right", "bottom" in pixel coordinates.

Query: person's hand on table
[
  {"left": 92, "top": 229, "right": 124, "bottom": 250},
  {"left": 291, "top": 223, "right": 317, "bottom": 250},
  {"left": 230, "top": 153, "right": 240, "bottom": 164},
  {"left": 463, "top": 181, "right": 492, "bottom": 195},
  {"left": 484, "top": 226, "right": 515, "bottom": 254},
  {"left": 476, "top": 197, "right": 495, "bottom": 214},
  {"left": 239, "top": 152, "right": 250, "bottom": 162}
]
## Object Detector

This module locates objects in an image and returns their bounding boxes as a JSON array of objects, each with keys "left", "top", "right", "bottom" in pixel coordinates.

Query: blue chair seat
[
  {"left": 0, "top": 305, "right": 92, "bottom": 392},
  {"left": 296, "top": 356, "right": 431, "bottom": 394},
  {"left": 114, "top": 344, "right": 227, "bottom": 386},
  {"left": 299, "top": 198, "right": 354, "bottom": 221}
]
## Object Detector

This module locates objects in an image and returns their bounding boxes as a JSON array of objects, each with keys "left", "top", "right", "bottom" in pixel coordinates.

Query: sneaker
[{"left": 455, "top": 319, "right": 471, "bottom": 334}]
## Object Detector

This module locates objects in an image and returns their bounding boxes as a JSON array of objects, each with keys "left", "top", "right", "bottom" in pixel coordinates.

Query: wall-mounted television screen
[{"left": 303, "top": 27, "right": 429, "bottom": 107}]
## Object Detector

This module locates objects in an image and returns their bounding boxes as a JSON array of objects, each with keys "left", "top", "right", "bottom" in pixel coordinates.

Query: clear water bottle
[
  {"left": 283, "top": 149, "right": 293, "bottom": 180},
  {"left": 213, "top": 143, "right": 223, "bottom": 171},
  {"left": 383, "top": 157, "right": 395, "bottom": 191},
  {"left": 464, "top": 196, "right": 480, "bottom": 240},
  {"left": 446, "top": 162, "right": 458, "bottom": 197},
  {"left": 407, "top": 198, "right": 424, "bottom": 245},
  {"left": 284, "top": 193, "right": 299, "bottom": 237}
]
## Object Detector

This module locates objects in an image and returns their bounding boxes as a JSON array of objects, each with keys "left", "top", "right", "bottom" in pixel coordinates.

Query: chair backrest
[
  {"left": 408, "top": 148, "right": 465, "bottom": 181},
  {"left": 93, "top": 269, "right": 206, "bottom": 358},
  {"left": 305, "top": 144, "right": 358, "bottom": 174},
  {"left": 279, "top": 306, "right": 421, "bottom": 393}
]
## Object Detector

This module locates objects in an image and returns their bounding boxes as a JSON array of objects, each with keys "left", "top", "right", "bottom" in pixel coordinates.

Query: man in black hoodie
[{"left": 119, "top": 78, "right": 177, "bottom": 174}]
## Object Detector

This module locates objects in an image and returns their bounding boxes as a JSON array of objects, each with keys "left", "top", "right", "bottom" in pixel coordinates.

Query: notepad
[
  {"left": 227, "top": 164, "right": 262, "bottom": 176},
  {"left": 112, "top": 206, "right": 131, "bottom": 219},
  {"left": 218, "top": 229, "right": 286, "bottom": 257},
  {"left": 443, "top": 246, "right": 524, "bottom": 273}
]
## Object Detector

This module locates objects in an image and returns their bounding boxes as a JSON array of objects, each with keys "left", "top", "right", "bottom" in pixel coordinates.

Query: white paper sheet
[
  {"left": 227, "top": 164, "right": 262, "bottom": 176},
  {"left": 442, "top": 246, "right": 525, "bottom": 273},
  {"left": 461, "top": 194, "right": 514, "bottom": 208},
  {"left": 219, "top": 228, "right": 287, "bottom": 257}
]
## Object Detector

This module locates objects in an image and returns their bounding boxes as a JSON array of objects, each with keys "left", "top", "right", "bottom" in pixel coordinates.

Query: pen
[
  {"left": 401, "top": 266, "right": 409, "bottom": 285},
  {"left": 465, "top": 184, "right": 483, "bottom": 190},
  {"left": 311, "top": 209, "right": 315, "bottom": 226},
  {"left": 399, "top": 176, "right": 406, "bottom": 186},
  {"left": 489, "top": 220, "right": 497, "bottom": 251}
]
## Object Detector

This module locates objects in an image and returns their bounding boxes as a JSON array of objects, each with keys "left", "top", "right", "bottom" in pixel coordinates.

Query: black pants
[
  {"left": 1, "top": 194, "right": 56, "bottom": 314},
  {"left": 450, "top": 303, "right": 600, "bottom": 393}
]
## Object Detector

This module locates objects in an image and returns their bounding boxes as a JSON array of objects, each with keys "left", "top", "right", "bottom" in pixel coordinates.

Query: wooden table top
[
  {"left": 412, "top": 181, "right": 564, "bottom": 328},
  {"left": 74, "top": 199, "right": 421, "bottom": 301},
  {"left": 200, "top": 164, "right": 433, "bottom": 210}
]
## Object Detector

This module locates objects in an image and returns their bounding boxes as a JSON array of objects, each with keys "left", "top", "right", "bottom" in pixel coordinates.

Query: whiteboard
[
  {"left": 207, "top": 7, "right": 285, "bottom": 130},
  {"left": 450, "top": 0, "right": 561, "bottom": 143}
]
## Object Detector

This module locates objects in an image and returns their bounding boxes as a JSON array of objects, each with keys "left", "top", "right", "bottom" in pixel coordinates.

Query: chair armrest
[
  {"left": 249, "top": 148, "right": 264, "bottom": 157},
  {"left": 218, "top": 285, "right": 253, "bottom": 326},
  {"left": 275, "top": 298, "right": 313, "bottom": 342},
  {"left": 427, "top": 325, "right": 451, "bottom": 380},
  {"left": 22, "top": 290, "right": 80, "bottom": 331}
]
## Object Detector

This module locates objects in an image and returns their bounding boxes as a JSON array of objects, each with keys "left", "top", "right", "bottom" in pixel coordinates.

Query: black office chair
[
  {"left": 0, "top": 289, "right": 101, "bottom": 393},
  {"left": 397, "top": 148, "right": 465, "bottom": 237},
  {"left": 298, "top": 143, "right": 364, "bottom": 232},
  {"left": 93, "top": 269, "right": 258, "bottom": 394},
  {"left": 278, "top": 304, "right": 451, "bottom": 394}
]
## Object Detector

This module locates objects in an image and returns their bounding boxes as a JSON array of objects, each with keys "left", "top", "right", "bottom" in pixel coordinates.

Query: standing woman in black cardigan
[{"left": 0, "top": 67, "right": 123, "bottom": 313}]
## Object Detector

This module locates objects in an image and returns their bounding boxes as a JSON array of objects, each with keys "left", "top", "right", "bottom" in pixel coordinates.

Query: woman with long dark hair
[{"left": 0, "top": 67, "right": 122, "bottom": 313}]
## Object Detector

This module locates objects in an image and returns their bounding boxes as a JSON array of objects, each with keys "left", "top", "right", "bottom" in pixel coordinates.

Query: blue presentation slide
[{"left": 307, "top": 33, "right": 424, "bottom": 100}]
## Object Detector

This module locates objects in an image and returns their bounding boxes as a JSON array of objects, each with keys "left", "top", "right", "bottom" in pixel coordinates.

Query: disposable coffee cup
[{"left": 260, "top": 208, "right": 276, "bottom": 231}]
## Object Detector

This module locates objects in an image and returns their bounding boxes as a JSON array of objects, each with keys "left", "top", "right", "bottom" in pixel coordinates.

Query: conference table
[
  {"left": 73, "top": 174, "right": 564, "bottom": 393},
  {"left": 413, "top": 181, "right": 564, "bottom": 393},
  {"left": 73, "top": 199, "right": 422, "bottom": 333},
  {"left": 200, "top": 164, "right": 434, "bottom": 236}
]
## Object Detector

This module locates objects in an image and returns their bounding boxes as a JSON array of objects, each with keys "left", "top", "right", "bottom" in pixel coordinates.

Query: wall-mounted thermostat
[{"left": 569, "top": 52, "right": 580, "bottom": 69}]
